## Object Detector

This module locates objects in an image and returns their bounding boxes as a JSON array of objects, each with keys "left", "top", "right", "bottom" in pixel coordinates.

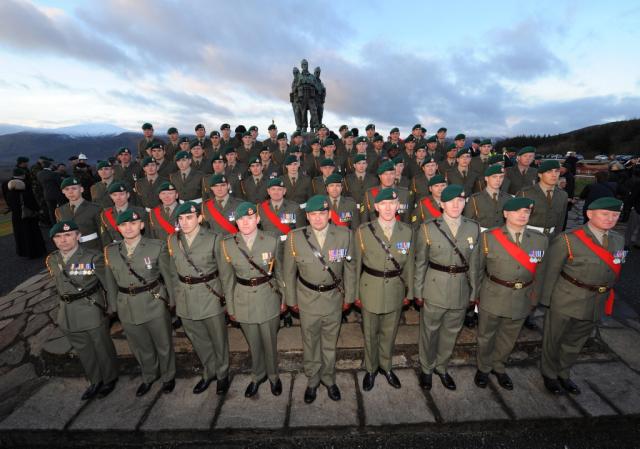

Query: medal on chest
[
  {"left": 396, "top": 241, "right": 410, "bottom": 255},
  {"left": 143, "top": 256, "right": 153, "bottom": 270},
  {"left": 528, "top": 250, "right": 544, "bottom": 263}
]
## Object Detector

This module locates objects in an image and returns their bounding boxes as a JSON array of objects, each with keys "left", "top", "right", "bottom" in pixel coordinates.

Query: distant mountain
[
  {"left": 0, "top": 123, "right": 131, "bottom": 137},
  {"left": 495, "top": 119, "right": 640, "bottom": 157}
]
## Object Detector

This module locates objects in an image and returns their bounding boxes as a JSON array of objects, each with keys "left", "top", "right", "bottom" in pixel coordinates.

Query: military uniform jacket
[
  {"left": 329, "top": 196, "right": 360, "bottom": 229},
  {"left": 473, "top": 226, "right": 548, "bottom": 319},
  {"left": 345, "top": 152, "right": 377, "bottom": 175},
  {"left": 168, "top": 228, "right": 225, "bottom": 320},
  {"left": 411, "top": 173, "right": 438, "bottom": 200},
  {"left": 156, "top": 159, "right": 177, "bottom": 179},
  {"left": 170, "top": 170, "right": 204, "bottom": 201},
  {"left": 505, "top": 166, "right": 537, "bottom": 195},
  {"left": 191, "top": 157, "right": 213, "bottom": 175},
  {"left": 164, "top": 141, "right": 180, "bottom": 162},
  {"left": 344, "top": 173, "right": 378, "bottom": 207},
  {"left": 540, "top": 226, "right": 624, "bottom": 322},
  {"left": 104, "top": 237, "right": 177, "bottom": 325},
  {"left": 148, "top": 205, "right": 179, "bottom": 240},
  {"left": 202, "top": 196, "right": 243, "bottom": 235},
  {"left": 414, "top": 216, "right": 480, "bottom": 310},
  {"left": 438, "top": 159, "right": 457, "bottom": 175},
  {"left": 283, "top": 225, "right": 356, "bottom": 315},
  {"left": 463, "top": 190, "right": 511, "bottom": 230},
  {"left": 362, "top": 185, "right": 414, "bottom": 224},
  {"left": 90, "top": 180, "right": 115, "bottom": 209},
  {"left": 470, "top": 156, "right": 491, "bottom": 176},
  {"left": 225, "top": 163, "right": 247, "bottom": 183},
  {"left": 311, "top": 176, "right": 330, "bottom": 195},
  {"left": 303, "top": 153, "right": 325, "bottom": 178},
  {"left": 412, "top": 195, "right": 443, "bottom": 226},
  {"left": 283, "top": 175, "right": 312, "bottom": 204},
  {"left": 201, "top": 175, "right": 241, "bottom": 202},
  {"left": 240, "top": 176, "right": 269, "bottom": 204},
  {"left": 137, "top": 137, "right": 164, "bottom": 160},
  {"left": 135, "top": 176, "right": 167, "bottom": 210},
  {"left": 445, "top": 167, "right": 481, "bottom": 196},
  {"left": 355, "top": 221, "right": 415, "bottom": 313},
  {"left": 55, "top": 201, "right": 103, "bottom": 251},
  {"left": 219, "top": 231, "right": 284, "bottom": 324},
  {"left": 46, "top": 246, "right": 109, "bottom": 332},
  {"left": 518, "top": 184, "right": 567, "bottom": 236},
  {"left": 261, "top": 161, "right": 283, "bottom": 180},
  {"left": 258, "top": 199, "right": 306, "bottom": 238},
  {"left": 100, "top": 205, "right": 149, "bottom": 246},
  {"left": 113, "top": 162, "right": 142, "bottom": 188}
]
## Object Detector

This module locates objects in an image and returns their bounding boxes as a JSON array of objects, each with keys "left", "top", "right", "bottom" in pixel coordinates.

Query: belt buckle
[
  {"left": 128, "top": 286, "right": 136, "bottom": 295},
  {"left": 448, "top": 265, "right": 457, "bottom": 273},
  {"left": 249, "top": 278, "right": 259, "bottom": 287},
  {"left": 318, "top": 284, "right": 325, "bottom": 290},
  {"left": 184, "top": 275, "right": 192, "bottom": 283},
  {"left": 61, "top": 295, "right": 71, "bottom": 303},
  {"left": 598, "top": 286, "right": 607, "bottom": 293},
  {"left": 514, "top": 282, "right": 524, "bottom": 290}
]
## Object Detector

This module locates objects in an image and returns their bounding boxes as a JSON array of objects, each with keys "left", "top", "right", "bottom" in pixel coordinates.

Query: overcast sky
[{"left": 0, "top": 0, "right": 638, "bottom": 137}]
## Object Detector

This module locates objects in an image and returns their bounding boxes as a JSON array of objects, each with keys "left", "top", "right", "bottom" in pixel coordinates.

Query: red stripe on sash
[
  {"left": 421, "top": 197, "right": 442, "bottom": 218},
  {"left": 205, "top": 200, "right": 238, "bottom": 234},
  {"left": 152, "top": 206, "right": 176, "bottom": 235},
  {"left": 490, "top": 228, "right": 536, "bottom": 274},
  {"left": 260, "top": 200, "right": 291, "bottom": 234}
]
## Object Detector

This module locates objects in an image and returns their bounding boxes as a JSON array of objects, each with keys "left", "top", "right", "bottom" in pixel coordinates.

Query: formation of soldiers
[{"left": 43, "top": 122, "right": 625, "bottom": 403}]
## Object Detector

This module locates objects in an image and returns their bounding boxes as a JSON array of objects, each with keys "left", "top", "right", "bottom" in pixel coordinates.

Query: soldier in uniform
[
  {"left": 282, "top": 155, "right": 312, "bottom": 204},
  {"left": 113, "top": 147, "right": 142, "bottom": 189},
  {"left": 263, "top": 124, "right": 279, "bottom": 154},
  {"left": 540, "top": 197, "right": 625, "bottom": 395},
  {"left": 223, "top": 147, "right": 247, "bottom": 185},
  {"left": 413, "top": 184, "right": 480, "bottom": 391},
  {"left": 470, "top": 139, "right": 493, "bottom": 177},
  {"left": 168, "top": 202, "right": 230, "bottom": 395},
  {"left": 91, "top": 161, "right": 116, "bottom": 209},
  {"left": 425, "top": 135, "right": 441, "bottom": 162},
  {"left": 320, "top": 138, "right": 346, "bottom": 175},
  {"left": 411, "top": 124, "right": 427, "bottom": 148},
  {"left": 202, "top": 152, "right": 239, "bottom": 201},
  {"left": 164, "top": 127, "right": 180, "bottom": 162},
  {"left": 150, "top": 142, "right": 177, "bottom": 179},
  {"left": 190, "top": 141, "right": 212, "bottom": 175},
  {"left": 355, "top": 188, "right": 414, "bottom": 390},
  {"left": 304, "top": 137, "right": 324, "bottom": 178},
  {"left": 362, "top": 161, "right": 414, "bottom": 224},
  {"left": 412, "top": 174, "right": 447, "bottom": 226},
  {"left": 99, "top": 182, "right": 149, "bottom": 246},
  {"left": 411, "top": 156, "right": 439, "bottom": 199},
  {"left": 464, "top": 164, "right": 511, "bottom": 231},
  {"left": 208, "top": 130, "right": 223, "bottom": 158},
  {"left": 191, "top": 123, "right": 210, "bottom": 151},
  {"left": 258, "top": 177, "right": 306, "bottom": 242},
  {"left": 343, "top": 154, "right": 378, "bottom": 209},
  {"left": 445, "top": 148, "right": 480, "bottom": 196},
  {"left": 325, "top": 174, "right": 360, "bottom": 229},
  {"left": 137, "top": 123, "right": 164, "bottom": 160},
  {"left": 438, "top": 144, "right": 458, "bottom": 174},
  {"left": 55, "top": 177, "right": 103, "bottom": 251},
  {"left": 237, "top": 131, "right": 256, "bottom": 164},
  {"left": 219, "top": 202, "right": 285, "bottom": 397},
  {"left": 473, "top": 197, "right": 548, "bottom": 390},
  {"left": 311, "top": 159, "right": 337, "bottom": 195},
  {"left": 170, "top": 151, "right": 204, "bottom": 204},
  {"left": 47, "top": 220, "right": 118, "bottom": 400},
  {"left": 135, "top": 157, "right": 166, "bottom": 211},
  {"left": 104, "top": 209, "right": 177, "bottom": 397},
  {"left": 239, "top": 156, "right": 269, "bottom": 204},
  {"left": 220, "top": 123, "right": 233, "bottom": 148},
  {"left": 505, "top": 147, "right": 538, "bottom": 195},
  {"left": 148, "top": 181, "right": 179, "bottom": 240},
  {"left": 283, "top": 195, "right": 356, "bottom": 403},
  {"left": 435, "top": 127, "right": 448, "bottom": 159},
  {"left": 37, "top": 159, "right": 64, "bottom": 225},
  {"left": 258, "top": 147, "right": 282, "bottom": 180},
  {"left": 272, "top": 132, "right": 290, "bottom": 167},
  {"left": 202, "top": 174, "right": 243, "bottom": 235}
]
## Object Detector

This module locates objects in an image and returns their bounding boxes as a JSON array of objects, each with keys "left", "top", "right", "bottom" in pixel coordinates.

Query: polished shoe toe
[
  {"left": 244, "top": 376, "right": 267, "bottom": 398},
  {"left": 378, "top": 368, "right": 401, "bottom": 389},
  {"left": 435, "top": 370, "right": 456, "bottom": 390},
  {"left": 162, "top": 378, "right": 176, "bottom": 394},
  {"left": 97, "top": 379, "right": 117, "bottom": 398},
  {"left": 270, "top": 378, "right": 283, "bottom": 396},
  {"left": 81, "top": 382, "right": 103, "bottom": 401},
  {"left": 216, "top": 376, "right": 230, "bottom": 395},
  {"left": 304, "top": 386, "right": 318, "bottom": 404},
  {"left": 362, "top": 372, "right": 376, "bottom": 391},
  {"left": 327, "top": 384, "right": 341, "bottom": 401},
  {"left": 136, "top": 382, "right": 154, "bottom": 397},
  {"left": 193, "top": 377, "right": 214, "bottom": 394},
  {"left": 418, "top": 372, "right": 432, "bottom": 390},
  {"left": 558, "top": 377, "right": 581, "bottom": 395},
  {"left": 543, "top": 376, "right": 564, "bottom": 395},
  {"left": 491, "top": 370, "right": 513, "bottom": 390},
  {"left": 474, "top": 370, "right": 489, "bottom": 389}
]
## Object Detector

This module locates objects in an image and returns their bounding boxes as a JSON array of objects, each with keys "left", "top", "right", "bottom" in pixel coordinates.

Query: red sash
[
  {"left": 491, "top": 228, "right": 536, "bottom": 274},
  {"left": 260, "top": 200, "right": 291, "bottom": 234},
  {"left": 370, "top": 187, "right": 401, "bottom": 221},
  {"left": 573, "top": 229, "right": 621, "bottom": 315},
  {"left": 152, "top": 206, "right": 176, "bottom": 235},
  {"left": 104, "top": 208, "right": 120, "bottom": 233},
  {"left": 421, "top": 197, "right": 442, "bottom": 218},
  {"left": 205, "top": 200, "right": 238, "bottom": 234},
  {"left": 330, "top": 209, "right": 349, "bottom": 227}
]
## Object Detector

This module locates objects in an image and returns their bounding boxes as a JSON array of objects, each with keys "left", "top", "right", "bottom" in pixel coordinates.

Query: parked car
[{"left": 594, "top": 154, "right": 609, "bottom": 162}]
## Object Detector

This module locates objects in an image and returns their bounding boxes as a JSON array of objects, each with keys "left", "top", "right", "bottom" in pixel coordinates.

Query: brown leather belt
[
  {"left": 429, "top": 262, "right": 468, "bottom": 274},
  {"left": 60, "top": 283, "right": 100, "bottom": 303},
  {"left": 236, "top": 275, "right": 272, "bottom": 287},
  {"left": 362, "top": 264, "right": 402, "bottom": 278},
  {"left": 117, "top": 279, "right": 161, "bottom": 295},
  {"left": 298, "top": 274, "right": 340, "bottom": 292},
  {"left": 561, "top": 271, "right": 610, "bottom": 294},
  {"left": 489, "top": 274, "right": 533, "bottom": 290},
  {"left": 178, "top": 270, "right": 219, "bottom": 285}
]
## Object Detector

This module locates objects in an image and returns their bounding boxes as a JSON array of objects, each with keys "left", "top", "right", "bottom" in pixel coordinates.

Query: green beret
[
  {"left": 441, "top": 184, "right": 465, "bottom": 202},
  {"left": 538, "top": 159, "right": 561, "bottom": 173},
  {"left": 242, "top": 131, "right": 252, "bottom": 138},
  {"left": 117, "top": 147, "right": 131, "bottom": 155},
  {"left": 456, "top": 148, "right": 472, "bottom": 158},
  {"left": 259, "top": 146, "right": 271, "bottom": 153},
  {"left": 268, "top": 124, "right": 277, "bottom": 131},
  {"left": 96, "top": 161, "right": 112, "bottom": 170},
  {"left": 374, "top": 187, "right": 398, "bottom": 203},
  {"left": 267, "top": 177, "right": 284, "bottom": 188},
  {"left": 422, "top": 156, "right": 437, "bottom": 166},
  {"left": 454, "top": 133, "right": 466, "bottom": 141},
  {"left": 517, "top": 146, "right": 536, "bottom": 156},
  {"left": 353, "top": 154, "right": 367, "bottom": 164},
  {"left": 107, "top": 181, "right": 129, "bottom": 194},
  {"left": 489, "top": 154, "right": 504, "bottom": 164},
  {"left": 223, "top": 146, "right": 236, "bottom": 155},
  {"left": 387, "top": 143, "right": 400, "bottom": 152},
  {"left": 356, "top": 136, "right": 368, "bottom": 144},
  {"left": 175, "top": 151, "right": 192, "bottom": 161},
  {"left": 324, "top": 173, "right": 343, "bottom": 185},
  {"left": 189, "top": 140, "right": 202, "bottom": 149},
  {"left": 16, "top": 156, "right": 29, "bottom": 164},
  {"left": 503, "top": 197, "right": 534, "bottom": 212},
  {"left": 147, "top": 141, "right": 163, "bottom": 150},
  {"left": 484, "top": 164, "right": 505, "bottom": 177},
  {"left": 318, "top": 124, "right": 328, "bottom": 130},
  {"left": 308, "top": 137, "right": 319, "bottom": 145},
  {"left": 210, "top": 152, "right": 224, "bottom": 162},
  {"left": 437, "top": 127, "right": 447, "bottom": 133},
  {"left": 428, "top": 174, "right": 447, "bottom": 186},
  {"left": 210, "top": 130, "right": 220, "bottom": 138},
  {"left": 365, "top": 124, "right": 375, "bottom": 131},
  {"left": 392, "top": 156, "right": 404, "bottom": 165},
  {"left": 60, "top": 177, "right": 81, "bottom": 189},
  {"left": 291, "top": 130, "right": 301, "bottom": 138},
  {"left": 320, "top": 158, "right": 335, "bottom": 168},
  {"left": 157, "top": 181, "right": 176, "bottom": 193},
  {"left": 473, "top": 138, "right": 481, "bottom": 144},
  {"left": 116, "top": 209, "right": 142, "bottom": 225},
  {"left": 377, "top": 160, "right": 395, "bottom": 175},
  {"left": 305, "top": 195, "right": 330, "bottom": 212},
  {"left": 404, "top": 135, "right": 415, "bottom": 143},
  {"left": 277, "top": 132, "right": 287, "bottom": 140},
  {"left": 248, "top": 125, "right": 258, "bottom": 132},
  {"left": 412, "top": 124, "right": 422, "bottom": 131},
  {"left": 415, "top": 143, "right": 426, "bottom": 150},
  {"left": 176, "top": 201, "right": 201, "bottom": 216},
  {"left": 220, "top": 123, "right": 230, "bottom": 130},
  {"left": 339, "top": 124, "right": 349, "bottom": 131},
  {"left": 141, "top": 157, "right": 156, "bottom": 167},
  {"left": 587, "top": 197, "right": 624, "bottom": 211},
  {"left": 195, "top": 123, "right": 205, "bottom": 131},
  {"left": 179, "top": 136, "right": 190, "bottom": 144},
  {"left": 480, "top": 139, "right": 492, "bottom": 146},
  {"left": 235, "top": 202, "right": 257, "bottom": 219},
  {"left": 208, "top": 173, "right": 228, "bottom": 186},
  {"left": 142, "top": 123, "right": 153, "bottom": 130},
  {"left": 248, "top": 156, "right": 261, "bottom": 166},
  {"left": 344, "top": 130, "right": 353, "bottom": 138},
  {"left": 426, "top": 135, "right": 437, "bottom": 143},
  {"left": 49, "top": 220, "right": 79, "bottom": 238},
  {"left": 447, "top": 143, "right": 457, "bottom": 150},
  {"left": 167, "top": 127, "right": 178, "bottom": 135},
  {"left": 284, "top": 155, "right": 298, "bottom": 166},
  {"left": 390, "top": 127, "right": 400, "bottom": 134}
]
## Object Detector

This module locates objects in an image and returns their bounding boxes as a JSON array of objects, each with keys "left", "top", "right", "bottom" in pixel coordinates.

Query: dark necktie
[
  {"left": 546, "top": 190, "right": 553, "bottom": 205},
  {"left": 70, "top": 204, "right": 76, "bottom": 215},
  {"left": 332, "top": 199, "right": 338, "bottom": 210},
  {"left": 515, "top": 232, "right": 521, "bottom": 247},
  {"left": 164, "top": 207, "right": 170, "bottom": 216},
  {"left": 492, "top": 192, "right": 498, "bottom": 204},
  {"left": 602, "top": 232, "right": 609, "bottom": 248}
]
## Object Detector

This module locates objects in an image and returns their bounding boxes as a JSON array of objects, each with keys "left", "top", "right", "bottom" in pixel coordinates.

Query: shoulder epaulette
[{"left": 45, "top": 253, "right": 54, "bottom": 277}]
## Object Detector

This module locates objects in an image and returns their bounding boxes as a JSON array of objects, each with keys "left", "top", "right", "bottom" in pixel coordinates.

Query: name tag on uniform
[
  {"left": 329, "top": 248, "right": 348, "bottom": 262},
  {"left": 529, "top": 250, "right": 544, "bottom": 263},
  {"left": 396, "top": 241, "right": 410, "bottom": 255}
]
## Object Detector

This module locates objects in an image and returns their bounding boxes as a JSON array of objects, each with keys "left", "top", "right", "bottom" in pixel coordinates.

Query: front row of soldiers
[{"left": 47, "top": 184, "right": 624, "bottom": 402}]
